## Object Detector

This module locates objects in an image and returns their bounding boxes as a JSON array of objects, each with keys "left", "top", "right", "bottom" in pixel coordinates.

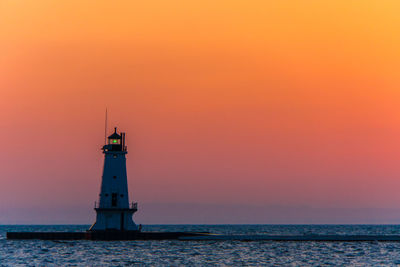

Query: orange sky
[{"left": 1, "top": 1, "right": 400, "bottom": 223}]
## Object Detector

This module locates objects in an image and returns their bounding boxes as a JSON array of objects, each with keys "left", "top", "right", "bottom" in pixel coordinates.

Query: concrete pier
[
  {"left": 6, "top": 231, "right": 209, "bottom": 240},
  {"left": 179, "top": 234, "right": 400, "bottom": 242}
]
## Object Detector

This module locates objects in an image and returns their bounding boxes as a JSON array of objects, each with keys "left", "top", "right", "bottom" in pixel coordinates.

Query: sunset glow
[{"left": 1, "top": 1, "right": 400, "bottom": 223}]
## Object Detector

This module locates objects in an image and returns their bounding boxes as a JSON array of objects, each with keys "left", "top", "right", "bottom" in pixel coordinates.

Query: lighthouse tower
[{"left": 90, "top": 127, "right": 138, "bottom": 231}]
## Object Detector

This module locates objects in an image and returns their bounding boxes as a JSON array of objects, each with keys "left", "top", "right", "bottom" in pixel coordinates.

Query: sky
[{"left": 1, "top": 1, "right": 400, "bottom": 224}]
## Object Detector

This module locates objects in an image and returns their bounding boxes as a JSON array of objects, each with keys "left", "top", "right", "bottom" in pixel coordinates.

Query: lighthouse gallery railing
[{"left": 94, "top": 201, "right": 138, "bottom": 210}]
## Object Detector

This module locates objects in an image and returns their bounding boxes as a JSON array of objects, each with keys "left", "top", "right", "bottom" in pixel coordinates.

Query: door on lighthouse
[{"left": 111, "top": 193, "right": 118, "bottom": 207}]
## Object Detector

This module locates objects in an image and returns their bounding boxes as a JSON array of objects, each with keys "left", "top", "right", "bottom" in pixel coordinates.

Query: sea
[{"left": 2, "top": 225, "right": 400, "bottom": 266}]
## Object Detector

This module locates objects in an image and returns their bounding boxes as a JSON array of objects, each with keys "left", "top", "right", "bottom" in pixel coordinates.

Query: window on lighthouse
[{"left": 110, "top": 139, "right": 121, "bottom": 144}]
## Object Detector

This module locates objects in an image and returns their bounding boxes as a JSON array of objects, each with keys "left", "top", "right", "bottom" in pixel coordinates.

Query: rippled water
[{"left": 2, "top": 225, "right": 400, "bottom": 266}]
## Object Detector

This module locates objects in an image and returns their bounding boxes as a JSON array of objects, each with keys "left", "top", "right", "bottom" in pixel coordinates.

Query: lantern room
[
  {"left": 108, "top": 127, "right": 121, "bottom": 145},
  {"left": 103, "top": 127, "right": 127, "bottom": 152}
]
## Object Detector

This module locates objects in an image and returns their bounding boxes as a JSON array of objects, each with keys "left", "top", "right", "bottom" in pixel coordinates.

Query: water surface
[{"left": 2, "top": 225, "right": 400, "bottom": 266}]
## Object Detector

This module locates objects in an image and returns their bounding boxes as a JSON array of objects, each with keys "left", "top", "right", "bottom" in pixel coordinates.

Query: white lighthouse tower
[{"left": 90, "top": 127, "right": 138, "bottom": 231}]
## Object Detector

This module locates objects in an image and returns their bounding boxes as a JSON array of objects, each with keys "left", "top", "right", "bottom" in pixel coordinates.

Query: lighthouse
[{"left": 90, "top": 127, "right": 138, "bottom": 231}]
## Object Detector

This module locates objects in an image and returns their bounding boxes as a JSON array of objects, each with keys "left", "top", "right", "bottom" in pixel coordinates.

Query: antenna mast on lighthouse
[{"left": 104, "top": 108, "right": 108, "bottom": 145}]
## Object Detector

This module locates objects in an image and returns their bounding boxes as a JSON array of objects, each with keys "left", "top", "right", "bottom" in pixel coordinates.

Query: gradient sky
[{"left": 1, "top": 1, "right": 400, "bottom": 224}]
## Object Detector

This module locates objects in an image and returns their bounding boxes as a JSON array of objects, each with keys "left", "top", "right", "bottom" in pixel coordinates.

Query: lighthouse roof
[{"left": 108, "top": 128, "right": 122, "bottom": 139}]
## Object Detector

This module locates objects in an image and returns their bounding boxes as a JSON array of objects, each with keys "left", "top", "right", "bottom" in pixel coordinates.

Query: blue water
[{"left": 2, "top": 225, "right": 400, "bottom": 266}]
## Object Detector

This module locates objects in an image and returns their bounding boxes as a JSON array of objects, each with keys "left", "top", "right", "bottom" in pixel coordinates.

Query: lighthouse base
[{"left": 90, "top": 208, "right": 138, "bottom": 231}]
